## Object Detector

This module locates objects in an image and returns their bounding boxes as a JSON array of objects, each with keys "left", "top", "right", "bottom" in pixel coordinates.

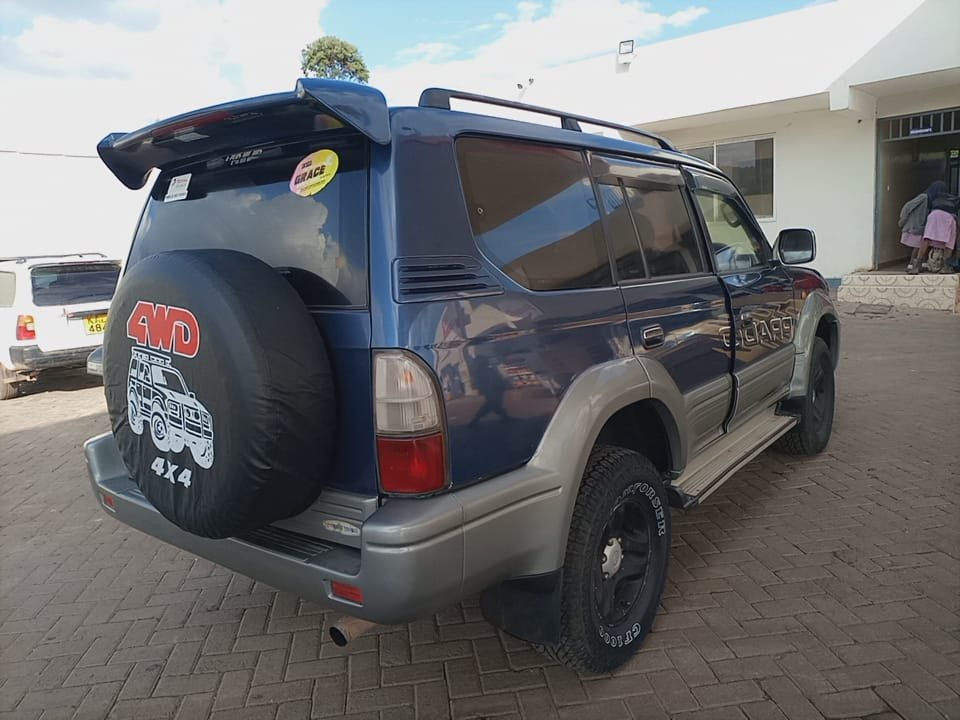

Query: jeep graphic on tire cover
[
  {"left": 103, "top": 249, "right": 337, "bottom": 539},
  {"left": 127, "top": 348, "right": 214, "bottom": 470}
]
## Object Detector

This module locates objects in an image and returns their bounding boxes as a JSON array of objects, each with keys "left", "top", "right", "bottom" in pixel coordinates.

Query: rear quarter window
[
  {"left": 0, "top": 272, "right": 14, "bottom": 307},
  {"left": 129, "top": 137, "right": 368, "bottom": 307},
  {"left": 456, "top": 137, "right": 611, "bottom": 291},
  {"left": 30, "top": 263, "right": 120, "bottom": 307}
]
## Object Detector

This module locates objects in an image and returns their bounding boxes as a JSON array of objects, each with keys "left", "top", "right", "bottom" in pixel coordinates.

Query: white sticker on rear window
[
  {"left": 164, "top": 173, "right": 192, "bottom": 203},
  {"left": 289, "top": 150, "right": 339, "bottom": 197},
  {"left": 173, "top": 131, "right": 208, "bottom": 143}
]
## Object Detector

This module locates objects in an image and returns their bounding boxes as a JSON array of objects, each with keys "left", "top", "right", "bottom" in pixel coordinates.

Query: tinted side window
[
  {"left": 0, "top": 272, "right": 14, "bottom": 307},
  {"left": 596, "top": 183, "right": 646, "bottom": 281},
  {"left": 690, "top": 173, "right": 768, "bottom": 272},
  {"left": 457, "top": 138, "right": 611, "bottom": 291},
  {"left": 624, "top": 185, "right": 703, "bottom": 277}
]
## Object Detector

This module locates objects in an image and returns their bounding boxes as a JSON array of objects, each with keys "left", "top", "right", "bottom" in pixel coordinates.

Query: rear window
[
  {"left": 129, "top": 136, "right": 368, "bottom": 307},
  {"left": 30, "top": 263, "right": 120, "bottom": 307}
]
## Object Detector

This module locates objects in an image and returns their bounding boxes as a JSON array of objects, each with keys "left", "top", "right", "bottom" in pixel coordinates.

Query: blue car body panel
[{"left": 98, "top": 80, "right": 824, "bottom": 499}]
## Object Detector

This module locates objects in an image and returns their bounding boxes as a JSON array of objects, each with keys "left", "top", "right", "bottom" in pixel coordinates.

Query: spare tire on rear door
[{"left": 103, "top": 249, "right": 336, "bottom": 539}]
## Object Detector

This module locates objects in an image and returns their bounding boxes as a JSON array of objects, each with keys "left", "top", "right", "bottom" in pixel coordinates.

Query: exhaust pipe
[{"left": 329, "top": 615, "right": 377, "bottom": 647}]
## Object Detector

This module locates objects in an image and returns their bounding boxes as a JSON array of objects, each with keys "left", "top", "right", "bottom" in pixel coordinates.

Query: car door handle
[{"left": 641, "top": 325, "right": 664, "bottom": 349}]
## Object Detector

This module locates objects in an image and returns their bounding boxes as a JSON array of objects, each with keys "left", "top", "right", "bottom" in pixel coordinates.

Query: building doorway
[{"left": 874, "top": 107, "right": 960, "bottom": 268}]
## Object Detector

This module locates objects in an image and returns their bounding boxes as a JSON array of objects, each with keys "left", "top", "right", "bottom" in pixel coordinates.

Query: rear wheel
[
  {"left": 0, "top": 366, "right": 20, "bottom": 401},
  {"left": 542, "top": 445, "right": 671, "bottom": 673},
  {"left": 150, "top": 407, "right": 171, "bottom": 452},
  {"left": 128, "top": 391, "right": 144, "bottom": 434},
  {"left": 776, "top": 337, "right": 835, "bottom": 456}
]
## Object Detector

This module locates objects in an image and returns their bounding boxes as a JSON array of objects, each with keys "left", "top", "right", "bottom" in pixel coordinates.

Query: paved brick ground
[{"left": 1, "top": 304, "right": 958, "bottom": 720}]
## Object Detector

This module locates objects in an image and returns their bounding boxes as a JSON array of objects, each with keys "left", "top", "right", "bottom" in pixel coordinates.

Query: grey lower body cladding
[{"left": 84, "top": 432, "right": 565, "bottom": 624}]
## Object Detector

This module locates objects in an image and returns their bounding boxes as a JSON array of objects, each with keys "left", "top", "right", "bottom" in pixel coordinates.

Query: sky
[{"left": 0, "top": 0, "right": 819, "bottom": 157}]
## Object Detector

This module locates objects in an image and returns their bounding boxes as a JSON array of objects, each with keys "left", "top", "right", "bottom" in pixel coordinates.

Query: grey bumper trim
[
  {"left": 84, "top": 432, "right": 564, "bottom": 624},
  {"left": 9, "top": 344, "right": 99, "bottom": 371}
]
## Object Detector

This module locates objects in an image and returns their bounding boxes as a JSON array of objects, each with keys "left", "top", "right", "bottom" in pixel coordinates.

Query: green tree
[{"left": 300, "top": 36, "right": 370, "bottom": 83}]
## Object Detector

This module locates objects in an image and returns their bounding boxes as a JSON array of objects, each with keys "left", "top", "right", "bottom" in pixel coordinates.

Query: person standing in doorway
[
  {"left": 901, "top": 181, "right": 947, "bottom": 274},
  {"left": 924, "top": 188, "right": 959, "bottom": 273}
]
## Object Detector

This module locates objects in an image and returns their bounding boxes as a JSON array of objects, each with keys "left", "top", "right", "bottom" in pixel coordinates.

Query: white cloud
[
  {"left": 0, "top": 0, "right": 328, "bottom": 155},
  {"left": 666, "top": 6, "right": 710, "bottom": 26},
  {"left": 0, "top": 0, "right": 710, "bottom": 155},
  {"left": 371, "top": 0, "right": 709, "bottom": 105},
  {"left": 397, "top": 41, "right": 458, "bottom": 63}
]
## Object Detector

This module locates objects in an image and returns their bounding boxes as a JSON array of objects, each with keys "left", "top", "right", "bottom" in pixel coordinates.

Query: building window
[{"left": 686, "top": 138, "right": 774, "bottom": 218}]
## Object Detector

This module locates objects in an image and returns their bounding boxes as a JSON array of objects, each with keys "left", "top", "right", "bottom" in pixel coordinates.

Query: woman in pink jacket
[{"left": 905, "top": 181, "right": 958, "bottom": 274}]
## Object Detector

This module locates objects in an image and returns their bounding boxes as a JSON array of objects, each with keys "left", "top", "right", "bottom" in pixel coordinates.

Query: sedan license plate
[{"left": 84, "top": 313, "right": 108, "bottom": 335}]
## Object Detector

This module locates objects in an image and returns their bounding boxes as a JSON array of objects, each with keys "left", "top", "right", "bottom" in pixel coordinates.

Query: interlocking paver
[{"left": 1, "top": 305, "right": 958, "bottom": 719}]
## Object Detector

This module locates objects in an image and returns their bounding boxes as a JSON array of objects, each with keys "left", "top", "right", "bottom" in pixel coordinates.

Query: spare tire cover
[{"left": 103, "top": 249, "right": 336, "bottom": 539}]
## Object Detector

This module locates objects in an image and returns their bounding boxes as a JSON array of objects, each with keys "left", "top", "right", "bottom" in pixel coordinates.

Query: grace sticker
[{"left": 289, "top": 149, "right": 339, "bottom": 197}]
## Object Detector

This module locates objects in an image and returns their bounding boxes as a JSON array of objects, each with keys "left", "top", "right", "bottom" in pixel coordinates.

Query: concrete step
[{"left": 838, "top": 272, "right": 959, "bottom": 313}]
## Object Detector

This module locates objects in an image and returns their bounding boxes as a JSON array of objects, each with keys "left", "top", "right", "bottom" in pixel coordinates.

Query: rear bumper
[
  {"left": 84, "top": 432, "right": 565, "bottom": 625},
  {"left": 8, "top": 344, "right": 100, "bottom": 372}
]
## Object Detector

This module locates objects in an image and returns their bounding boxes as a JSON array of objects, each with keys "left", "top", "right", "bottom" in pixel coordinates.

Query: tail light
[
  {"left": 374, "top": 350, "right": 447, "bottom": 494},
  {"left": 16, "top": 315, "right": 35, "bottom": 341}
]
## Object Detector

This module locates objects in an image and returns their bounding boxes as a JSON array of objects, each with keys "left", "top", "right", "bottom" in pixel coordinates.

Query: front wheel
[
  {"left": 192, "top": 440, "right": 214, "bottom": 469},
  {"left": 776, "top": 337, "right": 835, "bottom": 456},
  {"left": 541, "top": 445, "right": 671, "bottom": 673}
]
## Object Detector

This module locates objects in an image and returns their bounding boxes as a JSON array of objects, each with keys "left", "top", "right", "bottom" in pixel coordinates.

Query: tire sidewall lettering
[
  {"left": 599, "top": 622, "right": 644, "bottom": 648},
  {"left": 614, "top": 481, "right": 667, "bottom": 538}
]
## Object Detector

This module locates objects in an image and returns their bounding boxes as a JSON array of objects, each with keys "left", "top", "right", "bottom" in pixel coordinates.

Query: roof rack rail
[
  {"left": 418, "top": 88, "right": 677, "bottom": 152},
  {"left": 0, "top": 252, "right": 108, "bottom": 264}
]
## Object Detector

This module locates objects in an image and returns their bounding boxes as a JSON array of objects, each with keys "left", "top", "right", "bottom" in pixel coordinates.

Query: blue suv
[{"left": 85, "top": 79, "right": 839, "bottom": 672}]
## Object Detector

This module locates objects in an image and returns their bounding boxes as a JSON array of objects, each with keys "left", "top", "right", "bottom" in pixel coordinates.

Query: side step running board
[{"left": 668, "top": 409, "right": 797, "bottom": 508}]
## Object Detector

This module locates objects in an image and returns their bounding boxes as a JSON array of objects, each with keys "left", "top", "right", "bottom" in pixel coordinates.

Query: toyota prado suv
[{"left": 85, "top": 79, "right": 840, "bottom": 672}]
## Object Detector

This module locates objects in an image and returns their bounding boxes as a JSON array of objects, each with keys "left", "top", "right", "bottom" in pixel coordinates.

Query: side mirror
[{"left": 775, "top": 228, "right": 816, "bottom": 265}]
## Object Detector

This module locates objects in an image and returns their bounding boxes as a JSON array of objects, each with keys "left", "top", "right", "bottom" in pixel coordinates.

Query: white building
[
  {"left": 4, "top": 0, "right": 957, "bottom": 280},
  {"left": 524, "top": 0, "right": 960, "bottom": 281},
  {"left": 0, "top": 151, "right": 147, "bottom": 261}
]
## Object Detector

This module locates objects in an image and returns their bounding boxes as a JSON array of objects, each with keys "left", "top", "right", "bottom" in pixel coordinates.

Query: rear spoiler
[{"left": 97, "top": 78, "right": 390, "bottom": 190}]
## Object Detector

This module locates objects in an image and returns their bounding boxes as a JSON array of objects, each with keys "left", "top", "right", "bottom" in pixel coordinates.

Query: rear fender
[{"left": 525, "top": 355, "right": 686, "bottom": 573}]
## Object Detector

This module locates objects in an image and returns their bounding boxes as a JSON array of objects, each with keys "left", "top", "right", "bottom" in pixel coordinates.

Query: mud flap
[{"left": 480, "top": 569, "right": 563, "bottom": 645}]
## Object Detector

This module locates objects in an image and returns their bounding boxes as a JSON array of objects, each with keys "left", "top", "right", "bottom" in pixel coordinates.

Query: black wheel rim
[
  {"left": 595, "top": 498, "right": 652, "bottom": 627},
  {"left": 809, "top": 355, "right": 832, "bottom": 427}
]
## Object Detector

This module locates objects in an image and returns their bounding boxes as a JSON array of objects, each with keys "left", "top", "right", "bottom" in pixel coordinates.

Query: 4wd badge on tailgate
[{"left": 125, "top": 301, "right": 215, "bottom": 476}]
